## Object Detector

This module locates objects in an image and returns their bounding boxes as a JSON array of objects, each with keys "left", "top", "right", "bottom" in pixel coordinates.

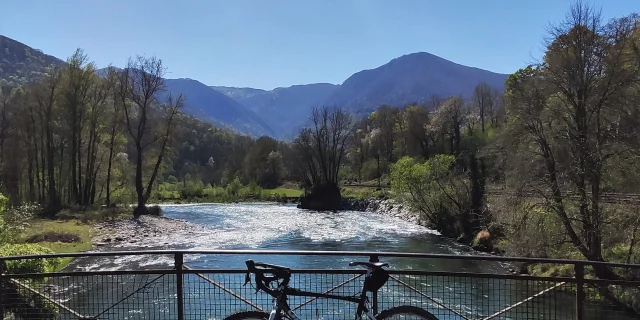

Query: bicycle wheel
[
  {"left": 222, "top": 310, "right": 270, "bottom": 320},
  {"left": 376, "top": 305, "right": 439, "bottom": 320}
]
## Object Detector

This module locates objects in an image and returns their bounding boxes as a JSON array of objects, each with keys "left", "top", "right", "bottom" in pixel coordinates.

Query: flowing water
[{"left": 55, "top": 203, "right": 622, "bottom": 319}]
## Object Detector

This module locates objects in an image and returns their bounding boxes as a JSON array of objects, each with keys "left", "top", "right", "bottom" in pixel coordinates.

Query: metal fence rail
[{"left": 2, "top": 250, "right": 640, "bottom": 320}]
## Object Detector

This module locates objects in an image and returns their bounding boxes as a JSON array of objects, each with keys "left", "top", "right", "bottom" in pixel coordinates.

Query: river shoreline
[
  {"left": 88, "top": 199, "right": 422, "bottom": 252},
  {"left": 342, "top": 198, "right": 510, "bottom": 255},
  {"left": 91, "top": 200, "right": 446, "bottom": 251},
  {"left": 91, "top": 214, "right": 207, "bottom": 249},
  {"left": 342, "top": 197, "right": 429, "bottom": 228}
]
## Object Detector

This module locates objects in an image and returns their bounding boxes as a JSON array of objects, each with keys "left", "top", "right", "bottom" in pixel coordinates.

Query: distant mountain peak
[{"left": 325, "top": 51, "right": 508, "bottom": 113}]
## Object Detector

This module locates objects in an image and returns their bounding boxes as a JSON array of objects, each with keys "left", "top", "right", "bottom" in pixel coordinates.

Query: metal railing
[{"left": 2, "top": 250, "right": 640, "bottom": 320}]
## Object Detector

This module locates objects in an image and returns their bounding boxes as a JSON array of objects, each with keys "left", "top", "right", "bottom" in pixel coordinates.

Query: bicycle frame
[{"left": 265, "top": 274, "right": 376, "bottom": 320}]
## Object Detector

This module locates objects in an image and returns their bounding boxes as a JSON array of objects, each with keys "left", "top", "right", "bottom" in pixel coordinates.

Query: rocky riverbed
[
  {"left": 342, "top": 198, "right": 429, "bottom": 228},
  {"left": 91, "top": 215, "right": 208, "bottom": 249}
]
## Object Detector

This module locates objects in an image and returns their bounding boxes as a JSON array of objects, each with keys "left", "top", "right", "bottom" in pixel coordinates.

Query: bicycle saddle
[{"left": 349, "top": 261, "right": 389, "bottom": 268}]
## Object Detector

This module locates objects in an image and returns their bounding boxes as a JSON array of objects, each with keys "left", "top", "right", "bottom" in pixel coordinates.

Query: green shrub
[
  {"left": 390, "top": 155, "right": 472, "bottom": 237},
  {"left": 247, "top": 181, "right": 262, "bottom": 196},
  {"left": 0, "top": 244, "right": 61, "bottom": 275},
  {"left": 1, "top": 199, "right": 39, "bottom": 244},
  {"left": 226, "top": 177, "right": 242, "bottom": 197},
  {"left": 0, "top": 193, "right": 7, "bottom": 212},
  {"left": 260, "top": 189, "right": 272, "bottom": 201},
  {"left": 181, "top": 180, "right": 205, "bottom": 198}
]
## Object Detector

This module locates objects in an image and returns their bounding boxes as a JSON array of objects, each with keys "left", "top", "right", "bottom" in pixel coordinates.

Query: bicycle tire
[
  {"left": 222, "top": 310, "right": 270, "bottom": 320},
  {"left": 376, "top": 305, "right": 439, "bottom": 320}
]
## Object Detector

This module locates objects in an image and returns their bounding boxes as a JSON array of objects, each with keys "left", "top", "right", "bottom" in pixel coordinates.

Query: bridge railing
[{"left": 2, "top": 250, "right": 640, "bottom": 320}]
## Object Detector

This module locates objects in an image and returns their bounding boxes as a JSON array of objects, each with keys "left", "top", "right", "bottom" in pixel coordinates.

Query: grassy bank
[
  {"left": 5, "top": 208, "right": 129, "bottom": 271},
  {"left": 341, "top": 186, "right": 389, "bottom": 199},
  {"left": 18, "top": 219, "right": 96, "bottom": 271}
]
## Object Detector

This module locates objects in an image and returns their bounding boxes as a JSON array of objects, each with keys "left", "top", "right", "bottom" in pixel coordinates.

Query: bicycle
[{"left": 222, "top": 259, "right": 437, "bottom": 320}]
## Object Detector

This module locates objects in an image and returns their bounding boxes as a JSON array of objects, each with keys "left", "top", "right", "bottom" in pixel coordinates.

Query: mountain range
[
  {"left": 211, "top": 83, "right": 338, "bottom": 139},
  {"left": 1, "top": 34, "right": 509, "bottom": 139}
]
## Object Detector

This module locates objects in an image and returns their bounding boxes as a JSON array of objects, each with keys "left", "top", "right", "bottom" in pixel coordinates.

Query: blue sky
[{"left": 1, "top": 0, "right": 636, "bottom": 90}]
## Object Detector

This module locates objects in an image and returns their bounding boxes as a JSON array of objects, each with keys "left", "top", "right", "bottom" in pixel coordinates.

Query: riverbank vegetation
[
  {"left": 152, "top": 180, "right": 302, "bottom": 203},
  {"left": 1, "top": 193, "right": 127, "bottom": 272}
]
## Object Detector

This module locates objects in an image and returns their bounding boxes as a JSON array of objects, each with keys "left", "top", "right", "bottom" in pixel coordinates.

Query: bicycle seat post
[{"left": 368, "top": 254, "right": 379, "bottom": 314}]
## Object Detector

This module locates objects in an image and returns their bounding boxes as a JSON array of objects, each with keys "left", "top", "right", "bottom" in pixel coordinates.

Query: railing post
[
  {"left": 0, "top": 259, "right": 5, "bottom": 318},
  {"left": 175, "top": 253, "right": 184, "bottom": 320},
  {"left": 575, "top": 263, "right": 585, "bottom": 320},
  {"left": 369, "top": 254, "right": 379, "bottom": 315}
]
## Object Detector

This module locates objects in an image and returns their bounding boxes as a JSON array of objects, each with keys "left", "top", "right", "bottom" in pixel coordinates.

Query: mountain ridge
[
  {"left": 211, "top": 83, "right": 339, "bottom": 139},
  {"left": 0, "top": 35, "right": 64, "bottom": 86},
  {"left": 210, "top": 52, "right": 509, "bottom": 137},
  {"left": 323, "top": 52, "right": 508, "bottom": 114},
  {"left": 1, "top": 34, "right": 273, "bottom": 137},
  {"left": 2, "top": 33, "right": 510, "bottom": 139}
]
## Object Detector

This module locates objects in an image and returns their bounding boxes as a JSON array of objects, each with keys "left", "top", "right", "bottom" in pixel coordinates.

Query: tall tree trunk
[
  {"left": 82, "top": 123, "right": 96, "bottom": 206},
  {"left": 38, "top": 115, "right": 45, "bottom": 203},
  {"left": 143, "top": 127, "right": 174, "bottom": 202},
  {"left": 45, "top": 108, "right": 59, "bottom": 215},
  {"left": 134, "top": 142, "right": 146, "bottom": 218},
  {"left": 376, "top": 154, "right": 381, "bottom": 189},
  {"left": 27, "top": 145, "right": 35, "bottom": 202},
  {"left": 70, "top": 124, "right": 78, "bottom": 204},
  {"left": 105, "top": 127, "right": 116, "bottom": 206},
  {"left": 58, "top": 140, "right": 65, "bottom": 205},
  {"left": 77, "top": 127, "right": 83, "bottom": 205}
]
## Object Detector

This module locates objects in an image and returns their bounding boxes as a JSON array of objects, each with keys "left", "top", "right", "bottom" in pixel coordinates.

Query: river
[{"left": 56, "top": 203, "right": 620, "bottom": 319}]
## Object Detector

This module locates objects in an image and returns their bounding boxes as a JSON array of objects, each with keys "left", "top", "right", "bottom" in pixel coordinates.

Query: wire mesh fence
[{"left": 2, "top": 250, "right": 640, "bottom": 320}]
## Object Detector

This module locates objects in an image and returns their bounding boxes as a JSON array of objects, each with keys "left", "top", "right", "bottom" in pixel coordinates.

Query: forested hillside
[{"left": 0, "top": 35, "right": 64, "bottom": 86}]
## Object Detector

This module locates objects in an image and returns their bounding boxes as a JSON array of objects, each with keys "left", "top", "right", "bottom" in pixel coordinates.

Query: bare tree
[
  {"left": 81, "top": 70, "right": 110, "bottom": 205},
  {"left": 294, "top": 106, "right": 353, "bottom": 210},
  {"left": 0, "top": 84, "right": 17, "bottom": 200},
  {"left": 104, "top": 67, "right": 121, "bottom": 206},
  {"left": 118, "top": 56, "right": 183, "bottom": 217},
  {"left": 472, "top": 82, "right": 493, "bottom": 133},
  {"left": 61, "top": 49, "right": 95, "bottom": 204},
  {"left": 430, "top": 96, "right": 465, "bottom": 157},
  {"left": 34, "top": 68, "right": 63, "bottom": 215},
  {"left": 505, "top": 2, "right": 640, "bottom": 284},
  {"left": 404, "top": 105, "right": 431, "bottom": 159}
]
